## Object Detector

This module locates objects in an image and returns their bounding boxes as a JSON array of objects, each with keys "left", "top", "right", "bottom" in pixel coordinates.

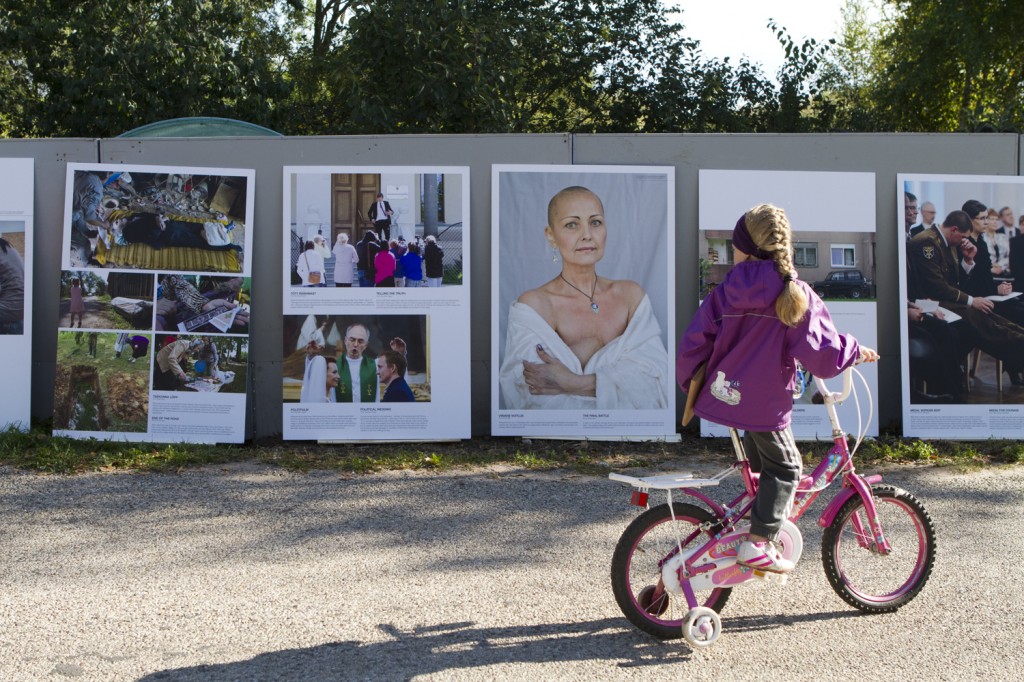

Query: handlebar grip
[{"left": 813, "top": 366, "right": 853, "bottom": 403}]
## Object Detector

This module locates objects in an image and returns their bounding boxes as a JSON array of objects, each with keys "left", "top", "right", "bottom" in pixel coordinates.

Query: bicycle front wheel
[
  {"left": 611, "top": 502, "right": 731, "bottom": 640},
  {"left": 822, "top": 484, "right": 936, "bottom": 613}
]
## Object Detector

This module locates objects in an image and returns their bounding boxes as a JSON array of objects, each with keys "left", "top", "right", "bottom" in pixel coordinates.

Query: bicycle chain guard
[{"left": 661, "top": 520, "right": 804, "bottom": 593}]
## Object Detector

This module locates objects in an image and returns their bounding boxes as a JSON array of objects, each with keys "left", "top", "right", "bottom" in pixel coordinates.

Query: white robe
[
  {"left": 499, "top": 294, "right": 669, "bottom": 410},
  {"left": 296, "top": 315, "right": 326, "bottom": 352},
  {"left": 300, "top": 355, "right": 334, "bottom": 403}
]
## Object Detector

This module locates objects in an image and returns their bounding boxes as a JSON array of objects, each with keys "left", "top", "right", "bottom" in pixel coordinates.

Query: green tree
[
  {"left": 869, "top": 0, "right": 1024, "bottom": 131},
  {"left": 0, "top": 0, "right": 293, "bottom": 137},
  {"left": 325, "top": 0, "right": 591, "bottom": 133},
  {"left": 758, "top": 19, "right": 837, "bottom": 132},
  {"left": 0, "top": 0, "right": 841, "bottom": 136},
  {"left": 321, "top": 0, "right": 782, "bottom": 134},
  {"left": 277, "top": 1, "right": 367, "bottom": 133},
  {"left": 812, "top": 0, "right": 882, "bottom": 131},
  {"left": 82, "top": 272, "right": 107, "bottom": 297},
  {"left": 283, "top": 0, "right": 365, "bottom": 60}
]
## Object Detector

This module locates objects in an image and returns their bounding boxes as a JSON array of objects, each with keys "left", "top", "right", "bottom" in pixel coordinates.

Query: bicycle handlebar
[{"left": 813, "top": 366, "right": 853, "bottom": 404}]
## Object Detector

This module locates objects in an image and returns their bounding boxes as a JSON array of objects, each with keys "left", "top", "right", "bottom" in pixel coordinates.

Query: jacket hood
[{"left": 721, "top": 260, "right": 785, "bottom": 311}]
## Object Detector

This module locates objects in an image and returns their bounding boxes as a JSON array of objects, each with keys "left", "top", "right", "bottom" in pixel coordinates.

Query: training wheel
[
  {"left": 683, "top": 606, "right": 721, "bottom": 648},
  {"left": 637, "top": 585, "right": 669, "bottom": 616}
]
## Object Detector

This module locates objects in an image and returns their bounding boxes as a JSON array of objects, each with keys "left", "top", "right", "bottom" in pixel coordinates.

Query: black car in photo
[{"left": 812, "top": 269, "right": 874, "bottom": 299}]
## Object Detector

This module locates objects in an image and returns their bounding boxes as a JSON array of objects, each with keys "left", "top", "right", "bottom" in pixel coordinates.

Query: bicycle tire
[
  {"left": 611, "top": 502, "right": 731, "bottom": 640},
  {"left": 821, "top": 484, "right": 936, "bottom": 613}
]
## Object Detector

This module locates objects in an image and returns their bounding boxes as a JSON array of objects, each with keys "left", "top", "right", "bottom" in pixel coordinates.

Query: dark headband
[{"left": 732, "top": 214, "right": 772, "bottom": 260}]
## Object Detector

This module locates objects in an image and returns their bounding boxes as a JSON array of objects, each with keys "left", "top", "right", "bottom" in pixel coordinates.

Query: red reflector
[{"left": 630, "top": 490, "right": 649, "bottom": 507}]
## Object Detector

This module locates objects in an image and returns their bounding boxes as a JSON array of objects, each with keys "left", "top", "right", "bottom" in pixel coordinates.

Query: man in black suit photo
[{"left": 368, "top": 192, "right": 394, "bottom": 242}]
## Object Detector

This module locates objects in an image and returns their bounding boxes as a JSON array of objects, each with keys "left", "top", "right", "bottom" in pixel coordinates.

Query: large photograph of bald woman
[{"left": 494, "top": 169, "right": 673, "bottom": 412}]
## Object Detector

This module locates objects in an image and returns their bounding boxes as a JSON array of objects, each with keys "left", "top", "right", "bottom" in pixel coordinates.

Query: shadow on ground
[{"left": 136, "top": 609, "right": 854, "bottom": 680}]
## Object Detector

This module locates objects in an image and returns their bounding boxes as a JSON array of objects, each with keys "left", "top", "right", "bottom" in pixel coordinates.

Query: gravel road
[{"left": 2, "top": 459, "right": 1021, "bottom": 681}]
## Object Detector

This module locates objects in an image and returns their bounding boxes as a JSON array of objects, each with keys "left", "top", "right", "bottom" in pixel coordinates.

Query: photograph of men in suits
[{"left": 907, "top": 210, "right": 1024, "bottom": 388}]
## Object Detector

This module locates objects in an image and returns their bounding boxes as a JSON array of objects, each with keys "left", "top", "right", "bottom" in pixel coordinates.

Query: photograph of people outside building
[
  {"left": 285, "top": 169, "right": 466, "bottom": 291},
  {"left": 282, "top": 168, "right": 470, "bottom": 441}
]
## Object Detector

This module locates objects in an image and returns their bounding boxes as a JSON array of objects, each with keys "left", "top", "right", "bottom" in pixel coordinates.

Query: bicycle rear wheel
[
  {"left": 611, "top": 502, "right": 731, "bottom": 640},
  {"left": 822, "top": 484, "right": 935, "bottom": 613}
]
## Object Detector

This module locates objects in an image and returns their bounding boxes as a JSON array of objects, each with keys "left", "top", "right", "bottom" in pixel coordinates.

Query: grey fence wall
[{"left": 3, "top": 133, "right": 1020, "bottom": 438}]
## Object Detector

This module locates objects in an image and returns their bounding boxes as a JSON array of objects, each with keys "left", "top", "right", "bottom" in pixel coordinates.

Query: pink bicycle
[{"left": 609, "top": 368, "right": 935, "bottom": 648}]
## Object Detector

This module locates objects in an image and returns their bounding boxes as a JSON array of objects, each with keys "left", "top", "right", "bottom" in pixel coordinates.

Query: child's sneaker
[{"left": 736, "top": 540, "right": 794, "bottom": 573}]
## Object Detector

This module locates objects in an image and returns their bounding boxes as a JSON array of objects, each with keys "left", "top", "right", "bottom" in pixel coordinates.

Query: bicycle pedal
[{"left": 753, "top": 570, "right": 788, "bottom": 586}]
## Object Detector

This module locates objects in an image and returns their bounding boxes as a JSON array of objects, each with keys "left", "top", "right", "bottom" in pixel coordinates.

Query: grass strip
[{"left": 2, "top": 423, "right": 1021, "bottom": 476}]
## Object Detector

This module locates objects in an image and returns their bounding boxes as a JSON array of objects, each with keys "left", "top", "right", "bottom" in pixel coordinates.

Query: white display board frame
[
  {"left": 281, "top": 166, "right": 471, "bottom": 441},
  {"left": 491, "top": 165, "right": 677, "bottom": 439},
  {"left": 0, "top": 158, "right": 33, "bottom": 430},
  {"left": 698, "top": 169, "right": 879, "bottom": 440},
  {"left": 54, "top": 163, "right": 255, "bottom": 443},
  {"left": 898, "top": 173, "right": 1024, "bottom": 439}
]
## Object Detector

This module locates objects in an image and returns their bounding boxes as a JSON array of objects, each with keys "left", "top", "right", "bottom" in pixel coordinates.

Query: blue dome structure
[{"left": 118, "top": 117, "right": 282, "bottom": 138}]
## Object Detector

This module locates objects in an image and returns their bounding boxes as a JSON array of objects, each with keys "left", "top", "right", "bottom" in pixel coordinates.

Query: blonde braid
[{"left": 744, "top": 204, "right": 809, "bottom": 327}]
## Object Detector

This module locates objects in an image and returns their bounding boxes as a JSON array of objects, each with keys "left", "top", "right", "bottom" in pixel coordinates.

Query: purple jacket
[{"left": 677, "top": 260, "right": 859, "bottom": 431}]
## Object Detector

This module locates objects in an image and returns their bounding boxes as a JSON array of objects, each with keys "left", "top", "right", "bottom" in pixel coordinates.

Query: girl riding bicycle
[{"left": 677, "top": 204, "right": 878, "bottom": 573}]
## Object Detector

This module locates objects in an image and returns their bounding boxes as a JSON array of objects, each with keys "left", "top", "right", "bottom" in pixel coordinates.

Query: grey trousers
[{"left": 743, "top": 428, "right": 802, "bottom": 541}]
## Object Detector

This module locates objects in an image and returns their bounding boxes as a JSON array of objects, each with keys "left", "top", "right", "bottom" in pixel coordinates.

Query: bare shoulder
[
  {"left": 517, "top": 284, "right": 556, "bottom": 318},
  {"left": 607, "top": 279, "right": 646, "bottom": 313}
]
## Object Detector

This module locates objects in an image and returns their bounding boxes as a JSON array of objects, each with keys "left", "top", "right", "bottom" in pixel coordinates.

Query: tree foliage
[
  {"left": 7, "top": 0, "right": 1017, "bottom": 136},
  {"left": 276, "top": 0, "right": 366, "bottom": 133},
  {"left": 811, "top": 0, "right": 882, "bottom": 131},
  {"left": 0, "top": 0, "right": 292, "bottom": 137},
  {"left": 867, "top": 0, "right": 1024, "bottom": 131},
  {"left": 319, "top": 0, "right": 802, "bottom": 134}
]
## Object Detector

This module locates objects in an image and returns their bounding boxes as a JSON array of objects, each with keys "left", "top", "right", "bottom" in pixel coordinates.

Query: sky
[{"left": 668, "top": 1, "right": 852, "bottom": 78}]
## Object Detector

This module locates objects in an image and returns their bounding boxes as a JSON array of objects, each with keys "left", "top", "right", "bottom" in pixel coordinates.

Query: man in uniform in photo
[
  {"left": 335, "top": 323, "right": 378, "bottom": 402},
  {"left": 908, "top": 210, "right": 1024, "bottom": 384}
]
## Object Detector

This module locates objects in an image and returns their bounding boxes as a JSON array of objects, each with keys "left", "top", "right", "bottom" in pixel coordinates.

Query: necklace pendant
[{"left": 591, "top": 302, "right": 599, "bottom": 313}]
